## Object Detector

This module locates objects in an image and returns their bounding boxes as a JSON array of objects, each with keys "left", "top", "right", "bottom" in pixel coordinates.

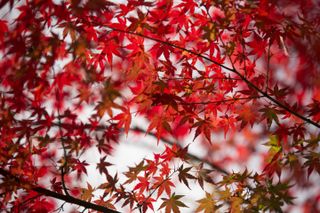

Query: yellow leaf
[
  {"left": 81, "top": 183, "right": 94, "bottom": 202},
  {"left": 196, "top": 192, "right": 216, "bottom": 213},
  {"left": 217, "top": 187, "right": 231, "bottom": 200},
  {"left": 231, "top": 197, "right": 242, "bottom": 213}
]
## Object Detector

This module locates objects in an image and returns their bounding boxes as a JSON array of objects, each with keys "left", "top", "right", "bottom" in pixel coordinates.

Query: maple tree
[{"left": 1, "top": 0, "right": 320, "bottom": 212}]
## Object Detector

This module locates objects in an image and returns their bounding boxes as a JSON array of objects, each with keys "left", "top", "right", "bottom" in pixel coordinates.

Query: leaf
[
  {"left": 124, "top": 161, "right": 146, "bottom": 185},
  {"left": 151, "top": 93, "right": 182, "bottom": 111},
  {"left": 197, "top": 164, "right": 213, "bottom": 189},
  {"left": 178, "top": 165, "right": 196, "bottom": 189},
  {"left": 196, "top": 192, "right": 216, "bottom": 213},
  {"left": 146, "top": 115, "right": 172, "bottom": 142},
  {"left": 236, "top": 105, "right": 256, "bottom": 128},
  {"left": 230, "top": 197, "right": 243, "bottom": 213},
  {"left": 248, "top": 33, "right": 267, "bottom": 58},
  {"left": 95, "top": 79, "right": 122, "bottom": 117},
  {"left": 263, "top": 150, "right": 282, "bottom": 177},
  {"left": 152, "top": 176, "right": 175, "bottom": 198},
  {"left": 96, "top": 156, "right": 113, "bottom": 176},
  {"left": 303, "top": 152, "right": 320, "bottom": 177},
  {"left": 217, "top": 188, "right": 231, "bottom": 200},
  {"left": 259, "top": 106, "right": 281, "bottom": 128},
  {"left": 72, "top": 160, "right": 89, "bottom": 178},
  {"left": 81, "top": 183, "right": 94, "bottom": 202},
  {"left": 113, "top": 107, "right": 132, "bottom": 135},
  {"left": 307, "top": 99, "right": 320, "bottom": 121},
  {"left": 0, "top": 19, "right": 8, "bottom": 43},
  {"left": 133, "top": 176, "right": 150, "bottom": 194},
  {"left": 192, "top": 120, "right": 212, "bottom": 143},
  {"left": 159, "top": 193, "right": 188, "bottom": 213},
  {"left": 99, "top": 38, "right": 122, "bottom": 66},
  {"left": 94, "top": 197, "right": 116, "bottom": 211}
]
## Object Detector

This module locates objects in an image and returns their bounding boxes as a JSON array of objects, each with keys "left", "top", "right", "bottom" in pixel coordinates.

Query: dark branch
[
  {"left": 33, "top": 120, "right": 229, "bottom": 175},
  {"left": 46, "top": 121, "right": 229, "bottom": 175},
  {"left": 131, "top": 127, "right": 229, "bottom": 175},
  {"left": 0, "top": 168, "right": 119, "bottom": 213},
  {"left": 102, "top": 26, "right": 320, "bottom": 129}
]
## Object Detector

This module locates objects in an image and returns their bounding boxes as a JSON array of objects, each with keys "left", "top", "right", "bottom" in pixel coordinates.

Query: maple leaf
[
  {"left": 146, "top": 115, "right": 172, "bottom": 142},
  {"left": 230, "top": 197, "right": 243, "bottom": 213},
  {"left": 192, "top": 120, "right": 212, "bottom": 143},
  {"left": 159, "top": 193, "right": 188, "bottom": 213},
  {"left": 259, "top": 106, "right": 281, "bottom": 128},
  {"left": 177, "top": 165, "right": 196, "bottom": 189},
  {"left": 72, "top": 160, "right": 89, "bottom": 179},
  {"left": 145, "top": 158, "right": 159, "bottom": 176},
  {"left": 133, "top": 176, "right": 150, "bottom": 195},
  {"left": 160, "top": 145, "right": 177, "bottom": 162},
  {"left": 95, "top": 79, "right": 122, "bottom": 117},
  {"left": 30, "top": 198, "right": 56, "bottom": 212},
  {"left": 84, "top": 0, "right": 114, "bottom": 11},
  {"left": 136, "top": 194, "right": 156, "bottom": 212},
  {"left": 152, "top": 176, "right": 175, "bottom": 198},
  {"left": 248, "top": 33, "right": 267, "bottom": 58},
  {"left": 0, "top": 19, "right": 8, "bottom": 43},
  {"left": 99, "top": 38, "right": 122, "bottom": 66},
  {"left": 307, "top": 99, "right": 320, "bottom": 121},
  {"left": 124, "top": 161, "right": 146, "bottom": 185},
  {"left": 236, "top": 105, "right": 256, "bottom": 129},
  {"left": 81, "top": 183, "right": 95, "bottom": 202},
  {"left": 160, "top": 162, "right": 171, "bottom": 177},
  {"left": 98, "top": 173, "right": 119, "bottom": 194},
  {"left": 196, "top": 192, "right": 217, "bottom": 213},
  {"left": 217, "top": 187, "right": 232, "bottom": 201},
  {"left": 263, "top": 135, "right": 282, "bottom": 177},
  {"left": 151, "top": 93, "right": 182, "bottom": 111},
  {"left": 113, "top": 107, "right": 132, "bottom": 135},
  {"left": 197, "top": 164, "right": 214, "bottom": 189},
  {"left": 96, "top": 156, "right": 113, "bottom": 176},
  {"left": 303, "top": 152, "right": 320, "bottom": 177},
  {"left": 94, "top": 197, "right": 116, "bottom": 211}
]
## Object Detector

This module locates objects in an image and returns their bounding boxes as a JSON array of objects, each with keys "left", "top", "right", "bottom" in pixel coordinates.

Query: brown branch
[
  {"left": 162, "top": 76, "right": 242, "bottom": 81},
  {"left": 0, "top": 168, "right": 119, "bottom": 213},
  {"left": 266, "top": 40, "right": 272, "bottom": 92},
  {"left": 33, "top": 121, "right": 229, "bottom": 175},
  {"left": 178, "top": 95, "right": 264, "bottom": 105},
  {"left": 131, "top": 127, "right": 229, "bottom": 175},
  {"left": 102, "top": 26, "right": 320, "bottom": 129}
]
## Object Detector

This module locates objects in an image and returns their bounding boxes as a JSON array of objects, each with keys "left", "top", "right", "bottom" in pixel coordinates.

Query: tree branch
[
  {"left": 102, "top": 26, "right": 320, "bottom": 129},
  {"left": 0, "top": 168, "right": 119, "bottom": 213},
  {"left": 34, "top": 120, "right": 229, "bottom": 175},
  {"left": 131, "top": 127, "right": 229, "bottom": 175}
]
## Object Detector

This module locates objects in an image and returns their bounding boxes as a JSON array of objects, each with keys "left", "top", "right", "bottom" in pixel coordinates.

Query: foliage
[{"left": 0, "top": 0, "right": 320, "bottom": 212}]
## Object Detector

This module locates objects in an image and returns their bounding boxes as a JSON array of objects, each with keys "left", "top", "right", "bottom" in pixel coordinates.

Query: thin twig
[
  {"left": 100, "top": 25, "right": 320, "bottom": 129},
  {"left": 31, "top": 120, "right": 230, "bottom": 175},
  {"left": 56, "top": 91, "right": 70, "bottom": 197},
  {"left": 265, "top": 39, "right": 272, "bottom": 92},
  {"left": 161, "top": 76, "right": 242, "bottom": 81},
  {"left": 131, "top": 127, "right": 229, "bottom": 175},
  {"left": 178, "top": 95, "right": 264, "bottom": 105}
]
